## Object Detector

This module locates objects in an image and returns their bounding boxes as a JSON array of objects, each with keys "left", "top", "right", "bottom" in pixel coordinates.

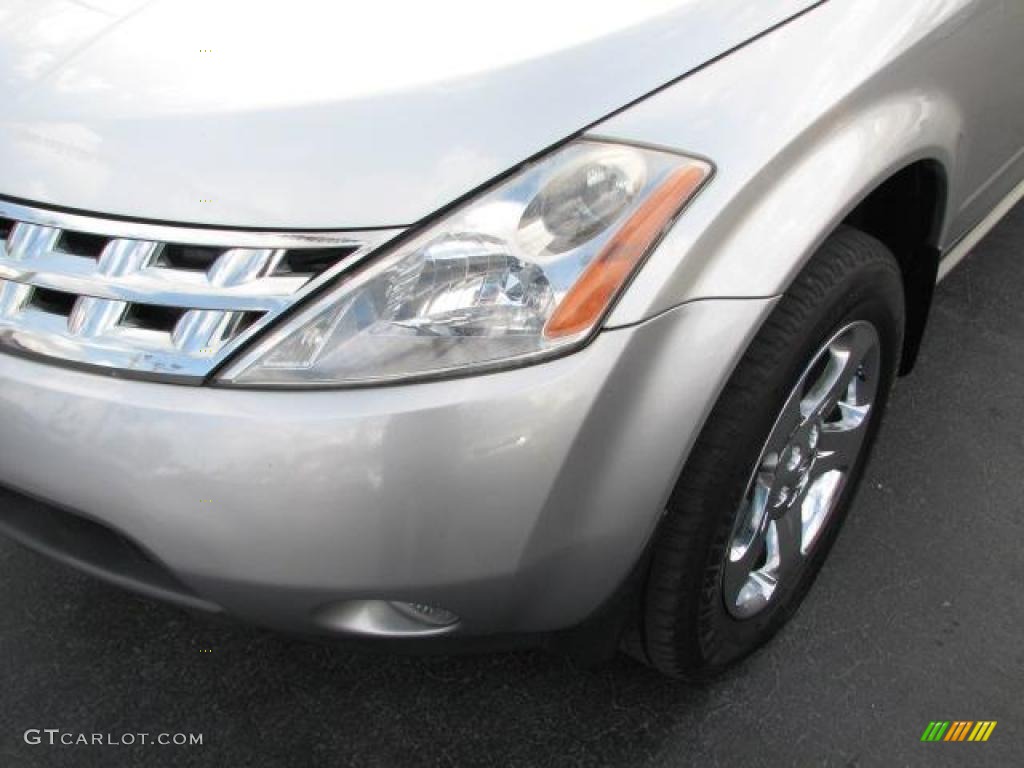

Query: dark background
[{"left": 2, "top": 205, "right": 1022, "bottom": 767}]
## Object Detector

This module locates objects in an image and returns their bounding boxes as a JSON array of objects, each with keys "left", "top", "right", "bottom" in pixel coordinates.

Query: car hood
[{"left": 0, "top": 0, "right": 819, "bottom": 229}]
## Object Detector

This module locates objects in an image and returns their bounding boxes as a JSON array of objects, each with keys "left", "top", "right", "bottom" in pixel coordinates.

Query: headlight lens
[{"left": 219, "top": 140, "right": 711, "bottom": 387}]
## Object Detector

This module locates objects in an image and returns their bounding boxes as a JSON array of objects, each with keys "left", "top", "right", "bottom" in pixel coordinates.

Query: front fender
[{"left": 596, "top": 0, "right": 978, "bottom": 325}]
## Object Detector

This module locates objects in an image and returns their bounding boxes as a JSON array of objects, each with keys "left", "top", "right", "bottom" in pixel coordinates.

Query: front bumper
[{"left": 0, "top": 297, "right": 774, "bottom": 639}]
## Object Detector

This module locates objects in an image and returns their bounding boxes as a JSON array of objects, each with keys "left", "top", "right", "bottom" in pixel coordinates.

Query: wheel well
[{"left": 843, "top": 160, "right": 947, "bottom": 374}]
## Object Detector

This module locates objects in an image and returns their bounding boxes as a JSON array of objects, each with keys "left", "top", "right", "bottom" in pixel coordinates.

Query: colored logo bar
[{"left": 921, "top": 721, "right": 997, "bottom": 742}]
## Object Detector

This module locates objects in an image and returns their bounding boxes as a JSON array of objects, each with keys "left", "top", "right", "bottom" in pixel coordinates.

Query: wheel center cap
[{"left": 772, "top": 423, "right": 821, "bottom": 512}]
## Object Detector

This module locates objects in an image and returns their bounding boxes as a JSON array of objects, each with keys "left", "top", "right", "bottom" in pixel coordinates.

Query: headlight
[{"left": 218, "top": 139, "right": 711, "bottom": 387}]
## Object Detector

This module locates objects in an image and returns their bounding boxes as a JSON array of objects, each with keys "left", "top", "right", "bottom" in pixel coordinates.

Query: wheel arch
[
  {"left": 842, "top": 159, "right": 949, "bottom": 374},
  {"left": 602, "top": 92, "right": 960, "bottom": 379}
]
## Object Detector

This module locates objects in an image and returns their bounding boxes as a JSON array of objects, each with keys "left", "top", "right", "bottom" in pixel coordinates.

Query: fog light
[
  {"left": 314, "top": 599, "right": 461, "bottom": 638},
  {"left": 390, "top": 601, "right": 460, "bottom": 628}
]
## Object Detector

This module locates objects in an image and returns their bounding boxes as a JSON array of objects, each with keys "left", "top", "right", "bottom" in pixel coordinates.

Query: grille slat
[
  {"left": 172, "top": 309, "right": 254, "bottom": 355},
  {"left": 0, "top": 279, "right": 32, "bottom": 318},
  {"left": 7, "top": 223, "right": 60, "bottom": 261},
  {"left": 0, "top": 263, "right": 308, "bottom": 312},
  {"left": 68, "top": 297, "right": 128, "bottom": 338},
  {"left": 207, "top": 248, "right": 279, "bottom": 287},
  {"left": 0, "top": 203, "right": 399, "bottom": 381}
]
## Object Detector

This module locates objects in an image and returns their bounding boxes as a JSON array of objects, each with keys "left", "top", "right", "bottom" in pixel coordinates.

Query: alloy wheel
[{"left": 723, "top": 321, "right": 881, "bottom": 619}]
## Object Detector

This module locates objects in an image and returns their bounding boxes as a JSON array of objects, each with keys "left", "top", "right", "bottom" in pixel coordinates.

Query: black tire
[{"left": 639, "top": 225, "right": 905, "bottom": 679}]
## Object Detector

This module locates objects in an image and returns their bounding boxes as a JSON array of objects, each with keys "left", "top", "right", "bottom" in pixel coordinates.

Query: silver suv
[{"left": 0, "top": 0, "right": 1021, "bottom": 678}]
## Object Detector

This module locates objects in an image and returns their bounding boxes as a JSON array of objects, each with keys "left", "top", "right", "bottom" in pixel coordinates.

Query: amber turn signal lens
[{"left": 544, "top": 163, "right": 710, "bottom": 339}]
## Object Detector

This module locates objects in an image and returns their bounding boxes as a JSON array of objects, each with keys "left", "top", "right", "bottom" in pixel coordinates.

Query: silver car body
[{"left": 0, "top": 0, "right": 1022, "bottom": 638}]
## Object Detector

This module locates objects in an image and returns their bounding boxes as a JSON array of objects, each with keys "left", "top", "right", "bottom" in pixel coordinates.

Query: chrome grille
[{"left": 0, "top": 200, "right": 400, "bottom": 382}]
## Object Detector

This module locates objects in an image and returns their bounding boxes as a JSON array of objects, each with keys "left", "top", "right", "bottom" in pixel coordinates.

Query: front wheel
[{"left": 639, "top": 225, "right": 905, "bottom": 679}]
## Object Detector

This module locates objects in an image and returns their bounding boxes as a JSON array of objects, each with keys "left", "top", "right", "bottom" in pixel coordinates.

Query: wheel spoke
[
  {"left": 771, "top": 504, "right": 805, "bottom": 581},
  {"left": 729, "top": 475, "right": 770, "bottom": 553},
  {"left": 722, "top": 523, "right": 769, "bottom": 613},
  {"left": 799, "top": 470, "right": 846, "bottom": 555},
  {"left": 801, "top": 351, "right": 842, "bottom": 418},
  {"left": 801, "top": 324, "right": 878, "bottom": 420},
  {"left": 801, "top": 351, "right": 855, "bottom": 419},
  {"left": 814, "top": 426, "right": 864, "bottom": 477},
  {"left": 764, "top": 384, "right": 806, "bottom": 455},
  {"left": 734, "top": 571, "right": 777, "bottom": 615}
]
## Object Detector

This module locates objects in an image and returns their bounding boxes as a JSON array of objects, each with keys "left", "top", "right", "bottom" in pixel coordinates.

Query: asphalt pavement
[{"left": 1, "top": 205, "right": 1022, "bottom": 768}]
